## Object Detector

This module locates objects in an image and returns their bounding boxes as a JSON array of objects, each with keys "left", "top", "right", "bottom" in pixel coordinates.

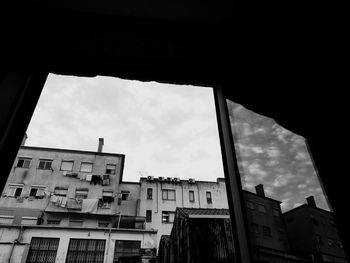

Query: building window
[
  {"left": 257, "top": 204, "right": 267, "bottom": 213},
  {"left": 0, "top": 215, "right": 14, "bottom": 224},
  {"left": 262, "top": 226, "right": 272, "bottom": 237},
  {"left": 162, "top": 189, "right": 176, "bottom": 200},
  {"left": 54, "top": 187, "right": 68, "bottom": 197},
  {"left": 106, "top": 164, "right": 116, "bottom": 174},
  {"left": 120, "top": 191, "right": 129, "bottom": 201},
  {"left": 38, "top": 159, "right": 53, "bottom": 170},
  {"left": 75, "top": 188, "right": 89, "bottom": 199},
  {"left": 60, "top": 160, "right": 74, "bottom": 171},
  {"left": 114, "top": 240, "right": 141, "bottom": 263},
  {"left": 98, "top": 222, "right": 110, "bottom": 228},
  {"left": 29, "top": 185, "right": 45, "bottom": 199},
  {"left": 189, "top": 190, "right": 195, "bottom": 202},
  {"left": 7, "top": 184, "right": 24, "bottom": 198},
  {"left": 26, "top": 237, "right": 59, "bottom": 263},
  {"left": 80, "top": 162, "right": 93, "bottom": 173},
  {"left": 147, "top": 188, "right": 153, "bottom": 200},
  {"left": 69, "top": 220, "right": 83, "bottom": 227},
  {"left": 273, "top": 209, "right": 280, "bottom": 216},
  {"left": 246, "top": 201, "right": 254, "bottom": 209},
  {"left": 146, "top": 210, "right": 152, "bottom": 222},
  {"left": 47, "top": 219, "right": 61, "bottom": 225},
  {"left": 102, "top": 190, "right": 114, "bottom": 208},
  {"left": 16, "top": 157, "right": 31, "bottom": 168},
  {"left": 250, "top": 223, "right": 259, "bottom": 234},
  {"left": 162, "top": 211, "right": 175, "bottom": 223},
  {"left": 66, "top": 239, "right": 105, "bottom": 263},
  {"left": 206, "top": 191, "right": 212, "bottom": 204}
]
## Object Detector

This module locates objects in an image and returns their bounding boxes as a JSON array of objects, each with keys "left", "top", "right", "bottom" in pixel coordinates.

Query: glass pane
[{"left": 226, "top": 100, "right": 348, "bottom": 262}]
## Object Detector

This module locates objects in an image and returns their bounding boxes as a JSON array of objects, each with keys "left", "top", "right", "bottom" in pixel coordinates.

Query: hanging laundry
[
  {"left": 67, "top": 199, "right": 82, "bottom": 210},
  {"left": 86, "top": 174, "right": 92, "bottom": 182},
  {"left": 36, "top": 189, "right": 45, "bottom": 198},
  {"left": 81, "top": 199, "right": 99, "bottom": 213}
]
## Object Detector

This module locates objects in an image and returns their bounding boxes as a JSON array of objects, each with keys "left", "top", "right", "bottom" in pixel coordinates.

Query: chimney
[
  {"left": 255, "top": 184, "right": 265, "bottom": 197},
  {"left": 306, "top": 196, "right": 317, "bottom": 208},
  {"left": 98, "top": 138, "right": 104, "bottom": 153},
  {"left": 21, "top": 133, "right": 28, "bottom": 146}
]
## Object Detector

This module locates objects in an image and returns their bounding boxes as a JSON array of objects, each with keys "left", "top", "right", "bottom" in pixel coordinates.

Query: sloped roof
[{"left": 177, "top": 208, "right": 230, "bottom": 218}]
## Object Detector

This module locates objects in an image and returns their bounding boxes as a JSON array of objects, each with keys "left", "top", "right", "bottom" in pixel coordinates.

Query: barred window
[
  {"left": 66, "top": 239, "right": 106, "bottom": 263},
  {"left": 26, "top": 237, "right": 59, "bottom": 263}
]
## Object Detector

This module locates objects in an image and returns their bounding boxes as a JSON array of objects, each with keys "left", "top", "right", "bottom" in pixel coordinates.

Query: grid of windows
[
  {"left": 162, "top": 189, "right": 176, "bottom": 200},
  {"left": 114, "top": 240, "right": 141, "bottom": 263},
  {"left": 26, "top": 237, "right": 59, "bottom": 263},
  {"left": 16, "top": 157, "right": 31, "bottom": 168},
  {"left": 66, "top": 239, "right": 105, "bottom": 263}
]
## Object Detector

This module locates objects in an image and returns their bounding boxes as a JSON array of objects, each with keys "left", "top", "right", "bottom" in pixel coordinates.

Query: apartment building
[
  {"left": 0, "top": 140, "right": 157, "bottom": 263},
  {"left": 283, "top": 196, "right": 349, "bottom": 263}
]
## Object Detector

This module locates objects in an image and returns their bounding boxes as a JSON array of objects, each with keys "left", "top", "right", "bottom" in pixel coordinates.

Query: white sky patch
[
  {"left": 266, "top": 160, "right": 279, "bottom": 167},
  {"left": 266, "top": 146, "right": 280, "bottom": 158},
  {"left": 295, "top": 151, "right": 308, "bottom": 160},
  {"left": 26, "top": 74, "right": 224, "bottom": 182},
  {"left": 247, "top": 163, "right": 268, "bottom": 179}
]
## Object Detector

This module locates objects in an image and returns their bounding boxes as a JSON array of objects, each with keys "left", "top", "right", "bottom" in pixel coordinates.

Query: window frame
[
  {"left": 105, "top": 163, "right": 116, "bottom": 174},
  {"left": 26, "top": 237, "right": 60, "bottom": 263},
  {"left": 161, "top": 211, "right": 175, "bottom": 223},
  {"left": 60, "top": 160, "right": 74, "bottom": 171},
  {"left": 38, "top": 159, "right": 53, "bottom": 170},
  {"left": 147, "top": 188, "right": 153, "bottom": 200},
  {"left": 162, "top": 189, "right": 176, "bottom": 201},
  {"left": 66, "top": 238, "right": 106, "bottom": 263},
  {"left": 146, "top": 210, "right": 152, "bottom": 222},
  {"left": 206, "top": 191, "right": 212, "bottom": 204},
  {"left": 16, "top": 157, "right": 32, "bottom": 168},
  {"left": 80, "top": 162, "right": 93, "bottom": 173},
  {"left": 189, "top": 190, "right": 195, "bottom": 202}
]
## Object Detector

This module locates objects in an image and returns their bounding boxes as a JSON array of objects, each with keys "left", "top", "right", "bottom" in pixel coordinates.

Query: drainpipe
[{"left": 8, "top": 225, "right": 24, "bottom": 263}]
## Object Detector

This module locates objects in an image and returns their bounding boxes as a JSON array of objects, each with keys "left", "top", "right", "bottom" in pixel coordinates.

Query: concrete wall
[
  {"left": 0, "top": 226, "right": 156, "bottom": 263},
  {"left": 117, "top": 182, "right": 141, "bottom": 216}
]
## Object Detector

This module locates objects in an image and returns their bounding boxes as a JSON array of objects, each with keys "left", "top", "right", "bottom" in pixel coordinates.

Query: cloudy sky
[{"left": 26, "top": 74, "right": 329, "bottom": 212}]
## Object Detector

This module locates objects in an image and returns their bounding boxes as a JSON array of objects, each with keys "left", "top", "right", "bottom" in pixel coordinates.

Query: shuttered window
[
  {"left": 80, "top": 162, "right": 93, "bottom": 173},
  {"left": 65, "top": 239, "right": 106, "bottom": 263},
  {"left": 60, "top": 160, "right": 74, "bottom": 171},
  {"left": 26, "top": 237, "right": 59, "bottom": 263}
]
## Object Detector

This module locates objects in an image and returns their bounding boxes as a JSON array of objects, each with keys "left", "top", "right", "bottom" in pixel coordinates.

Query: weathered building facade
[{"left": 0, "top": 142, "right": 157, "bottom": 263}]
